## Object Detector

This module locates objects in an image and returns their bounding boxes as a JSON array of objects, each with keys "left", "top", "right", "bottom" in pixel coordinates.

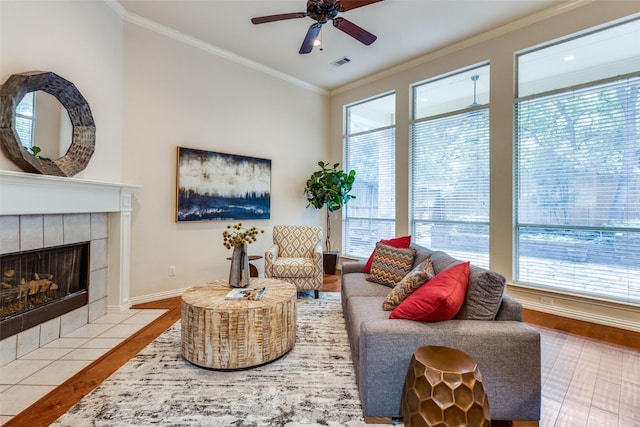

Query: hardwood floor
[
  {"left": 6, "top": 272, "right": 638, "bottom": 427},
  {"left": 322, "top": 272, "right": 341, "bottom": 292}
]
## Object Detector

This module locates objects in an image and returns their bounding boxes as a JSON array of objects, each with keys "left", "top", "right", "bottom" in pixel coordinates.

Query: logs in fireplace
[{"left": 0, "top": 242, "right": 90, "bottom": 340}]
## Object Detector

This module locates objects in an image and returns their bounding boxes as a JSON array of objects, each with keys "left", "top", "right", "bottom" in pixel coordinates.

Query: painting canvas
[{"left": 176, "top": 147, "right": 271, "bottom": 221}]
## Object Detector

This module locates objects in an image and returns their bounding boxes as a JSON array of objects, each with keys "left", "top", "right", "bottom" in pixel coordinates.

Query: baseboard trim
[
  {"left": 506, "top": 284, "right": 639, "bottom": 333},
  {"left": 106, "top": 300, "right": 132, "bottom": 313},
  {"left": 523, "top": 308, "right": 640, "bottom": 351},
  {"left": 521, "top": 300, "right": 639, "bottom": 332},
  {"left": 129, "top": 287, "right": 190, "bottom": 306}
]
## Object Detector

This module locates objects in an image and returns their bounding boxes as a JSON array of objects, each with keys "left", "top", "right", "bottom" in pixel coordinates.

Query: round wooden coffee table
[{"left": 181, "top": 278, "right": 296, "bottom": 369}]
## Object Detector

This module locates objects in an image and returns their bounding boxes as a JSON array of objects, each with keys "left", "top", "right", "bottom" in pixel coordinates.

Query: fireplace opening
[{"left": 1, "top": 242, "right": 90, "bottom": 340}]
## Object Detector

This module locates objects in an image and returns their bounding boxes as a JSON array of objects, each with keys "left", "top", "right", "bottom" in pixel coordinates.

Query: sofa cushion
[
  {"left": 410, "top": 243, "right": 436, "bottom": 269},
  {"left": 364, "top": 236, "right": 411, "bottom": 273},
  {"left": 343, "top": 296, "right": 390, "bottom": 379},
  {"left": 454, "top": 266, "right": 506, "bottom": 320},
  {"left": 343, "top": 273, "right": 391, "bottom": 300},
  {"left": 389, "top": 261, "right": 470, "bottom": 322},
  {"left": 366, "top": 243, "right": 416, "bottom": 287},
  {"left": 271, "top": 257, "right": 317, "bottom": 278},
  {"left": 382, "top": 259, "right": 435, "bottom": 311},
  {"left": 429, "top": 250, "right": 462, "bottom": 274}
]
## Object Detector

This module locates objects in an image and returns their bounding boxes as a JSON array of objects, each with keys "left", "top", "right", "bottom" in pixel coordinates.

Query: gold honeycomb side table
[{"left": 402, "top": 346, "right": 491, "bottom": 427}]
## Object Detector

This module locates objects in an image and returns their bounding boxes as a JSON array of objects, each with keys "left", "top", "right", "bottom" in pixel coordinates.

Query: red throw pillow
[
  {"left": 389, "top": 261, "right": 470, "bottom": 322},
  {"left": 364, "top": 236, "right": 411, "bottom": 273}
]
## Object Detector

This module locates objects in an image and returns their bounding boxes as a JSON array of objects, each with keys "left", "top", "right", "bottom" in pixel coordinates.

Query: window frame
[
  {"left": 342, "top": 92, "right": 397, "bottom": 259},
  {"left": 409, "top": 63, "right": 491, "bottom": 268},
  {"left": 513, "top": 18, "right": 640, "bottom": 304}
]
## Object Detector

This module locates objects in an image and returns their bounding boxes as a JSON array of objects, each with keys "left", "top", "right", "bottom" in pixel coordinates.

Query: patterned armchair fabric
[{"left": 265, "top": 225, "right": 323, "bottom": 297}]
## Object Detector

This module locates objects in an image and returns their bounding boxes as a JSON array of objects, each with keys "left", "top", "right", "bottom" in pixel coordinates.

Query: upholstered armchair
[{"left": 265, "top": 225, "right": 323, "bottom": 298}]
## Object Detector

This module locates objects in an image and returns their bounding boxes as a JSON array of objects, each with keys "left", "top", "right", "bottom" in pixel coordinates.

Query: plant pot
[{"left": 323, "top": 251, "right": 339, "bottom": 275}]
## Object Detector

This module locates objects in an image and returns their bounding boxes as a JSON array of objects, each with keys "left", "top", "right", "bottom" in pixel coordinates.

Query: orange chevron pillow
[
  {"left": 366, "top": 243, "right": 417, "bottom": 288},
  {"left": 382, "top": 259, "right": 435, "bottom": 311},
  {"left": 363, "top": 235, "right": 411, "bottom": 273}
]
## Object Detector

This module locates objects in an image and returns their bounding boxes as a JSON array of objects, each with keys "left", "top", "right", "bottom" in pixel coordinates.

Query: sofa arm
[
  {"left": 495, "top": 294, "right": 523, "bottom": 321},
  {"left": 358, "top": 319, "right": 541, "bottom": 421},
  {"left": 341, "top": 260, "right": 366, "bottom": 274}
]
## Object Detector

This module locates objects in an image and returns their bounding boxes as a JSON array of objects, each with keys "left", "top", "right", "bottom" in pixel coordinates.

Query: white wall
[
  {"left": 328, "top": 1, "right": 640, "bottom": 331},
  {"left": 121, "top": 23, "right": 328, "bottom": 300},
  {"left": 1, "top": 1, "right": 328, "bottom": 303},
  {"left": 0, "top": 0, "right": 124, "bottom": 181}
]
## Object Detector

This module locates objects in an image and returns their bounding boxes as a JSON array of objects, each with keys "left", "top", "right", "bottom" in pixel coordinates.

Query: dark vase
[{"left": 229, "top": 244, "right": 250, "bottom": 288}]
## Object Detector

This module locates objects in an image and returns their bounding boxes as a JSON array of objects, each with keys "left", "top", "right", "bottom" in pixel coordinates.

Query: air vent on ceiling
[{"left": 331, "top": 57, "right": 351, "bottom": 67}]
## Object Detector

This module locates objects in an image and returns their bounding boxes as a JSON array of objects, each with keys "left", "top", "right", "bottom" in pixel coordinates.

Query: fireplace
[
  {"left": 0, "top": 170, "right": 140, "bottom": 366},
  {"left": 1, "top": 242, "right": 90, "bottom": 340}
]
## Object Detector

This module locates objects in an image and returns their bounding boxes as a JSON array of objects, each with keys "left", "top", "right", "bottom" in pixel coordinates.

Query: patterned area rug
[{"left": 53, "top": 293, "right": 387, "bottom": 427}]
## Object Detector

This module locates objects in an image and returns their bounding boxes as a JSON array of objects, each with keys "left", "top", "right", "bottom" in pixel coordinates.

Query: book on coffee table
[{"left": 225, "top": 287, "right": 266, "bottom": 301}]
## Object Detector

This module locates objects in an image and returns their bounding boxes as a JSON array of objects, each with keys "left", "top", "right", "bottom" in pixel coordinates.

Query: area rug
[{"left": 53, "top": 293, "right": 386, "bottom": 427}]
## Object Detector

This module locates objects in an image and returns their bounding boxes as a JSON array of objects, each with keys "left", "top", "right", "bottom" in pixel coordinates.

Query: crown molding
[
  {"left": 104, "top": 0, "right": 327, "bottom": 96},
  {"left": 330, "top": 0, "right": 595, "bottom": 96}
]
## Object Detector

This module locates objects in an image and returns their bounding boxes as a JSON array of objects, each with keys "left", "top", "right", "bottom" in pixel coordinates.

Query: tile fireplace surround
[{"left": 0, "top": 170, "right": 140, "bottom": 366}]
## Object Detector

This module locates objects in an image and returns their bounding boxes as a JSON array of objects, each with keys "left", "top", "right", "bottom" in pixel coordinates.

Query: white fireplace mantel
[
  {"left": 0, "top": 170, "right": 142, "bottom": 312},
  {"left": 0, "top": 170, "right": 140, "bottom": 215}
]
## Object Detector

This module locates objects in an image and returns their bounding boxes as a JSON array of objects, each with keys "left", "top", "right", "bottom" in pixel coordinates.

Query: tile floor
[{"left": 0, "top": 308, "right": 167, "bottom": 425}]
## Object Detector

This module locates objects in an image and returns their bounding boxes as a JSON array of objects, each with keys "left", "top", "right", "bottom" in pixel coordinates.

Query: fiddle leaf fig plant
[{"left": 304, "top": 161, "right": 356, "bottom": 252}]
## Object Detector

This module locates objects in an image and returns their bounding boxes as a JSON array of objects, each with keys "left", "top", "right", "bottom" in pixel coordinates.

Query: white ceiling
[{"left": 116, "top": 0, "right": 567, "bottom": 92}]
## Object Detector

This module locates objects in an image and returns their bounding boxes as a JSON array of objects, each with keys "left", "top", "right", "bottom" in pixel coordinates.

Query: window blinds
[
  {"left": 410, "top": 110, "right": 490, "bottom": 267},
  {"left": 344, "top": 94, "right": 396, "bottom": 259},
  {"left": 515, "top": 76, "right": 640, "bottom": 303}
]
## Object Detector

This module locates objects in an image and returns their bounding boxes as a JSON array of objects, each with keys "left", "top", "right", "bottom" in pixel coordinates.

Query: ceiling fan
[{"left": 251, "top": 0, "right": 383, "bottom": 54}]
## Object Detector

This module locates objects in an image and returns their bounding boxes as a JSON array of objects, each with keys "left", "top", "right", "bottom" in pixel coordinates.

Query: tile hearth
[{"left": 0, "top": 308, "right": 166, "bottom": 425}]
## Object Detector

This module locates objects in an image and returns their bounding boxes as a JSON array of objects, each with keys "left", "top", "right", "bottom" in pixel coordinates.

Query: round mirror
[
  {"left": 0, "top": 71, "right": 95, "bottom": 177},
  {"left": 16, "top": 91, "right": 73, "bottom": 160}
]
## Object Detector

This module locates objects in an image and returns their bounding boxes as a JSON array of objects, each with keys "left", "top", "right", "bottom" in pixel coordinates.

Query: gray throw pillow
[{"left": 454, "top": 266, "right": 506, "bottom": 320}]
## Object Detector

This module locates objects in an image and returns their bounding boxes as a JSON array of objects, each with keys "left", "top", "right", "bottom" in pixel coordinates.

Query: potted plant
[
  {"left": 223, "top": 223, "right": 264, "bottom": 287},
  {"left": 304, "top": 161, "right": 356, "bottom": 274}
]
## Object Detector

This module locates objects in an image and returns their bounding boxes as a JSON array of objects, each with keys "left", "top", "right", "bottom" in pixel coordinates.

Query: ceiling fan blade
[
  {"left": 299, "top": 23, "right": 322, "bottom": 54},
  {"left": 332, "top": 17, "right": 376, "bottom": 45},
  {"left": 336, "top": 0, "right": 384, "bottom": 12},
  {"left": 251, "top": 12, "right": 306, "bottom": 24}
]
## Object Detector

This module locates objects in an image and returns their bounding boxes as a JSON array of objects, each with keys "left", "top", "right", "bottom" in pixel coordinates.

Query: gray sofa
[{"left": 341, "top": 243, "right": 541, "bottom": 423}]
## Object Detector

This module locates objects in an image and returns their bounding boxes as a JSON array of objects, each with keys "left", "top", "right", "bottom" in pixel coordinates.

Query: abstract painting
[{"left": 176, "top": 147, "right": 271, "bottom": 221}]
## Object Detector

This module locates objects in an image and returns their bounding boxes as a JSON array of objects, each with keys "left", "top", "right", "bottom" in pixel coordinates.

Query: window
[
  {"left": 343, "top": 93, "right": 396, "bottom": 258},
  {"left": 515, "top": 19, "right": 640, "bottom": 304},
  {"left": 410, "top": 64, "right": 490, "bottom": 268},
  {"left": 15, "top": 92, "right": 34, "bottom": 148}
]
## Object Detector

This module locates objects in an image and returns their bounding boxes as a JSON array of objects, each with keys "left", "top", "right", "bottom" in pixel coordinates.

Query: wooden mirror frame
[{"left": 0, "top": 71, "right": 95, "bottom": 176}]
